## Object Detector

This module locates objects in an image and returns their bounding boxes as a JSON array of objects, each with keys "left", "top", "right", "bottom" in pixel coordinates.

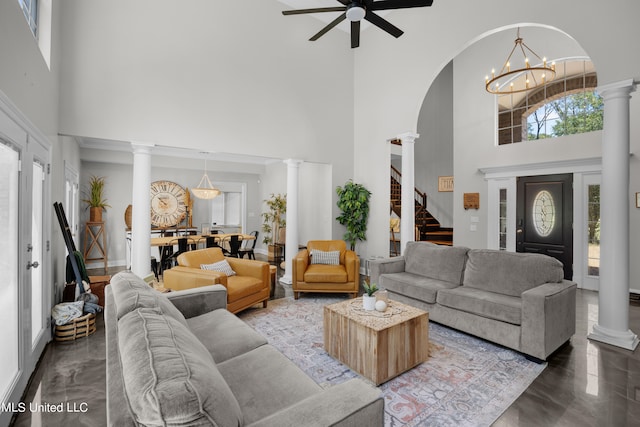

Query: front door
[{"left": 516, "top": 174, "right": 573, "bottom": 279}]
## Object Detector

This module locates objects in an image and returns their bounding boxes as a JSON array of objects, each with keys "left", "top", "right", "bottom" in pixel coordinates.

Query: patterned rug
[{"left": 238, "top": 296, "right": 546, "bottom": 427}]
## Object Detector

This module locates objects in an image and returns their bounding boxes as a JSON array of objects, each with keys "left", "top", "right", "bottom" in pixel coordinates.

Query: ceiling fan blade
[
  {"left": 364, "top": 11, "right": 403, "bottom": 38},
  {"left": 309, "top": 13, "right": 347, "bottom": 41},
  {"left": 369, "top": 0, "right": 434, "bottom": 11},
  {"left": 283, "top": 7, "right": 346, "bottom": 16},
  {"left": 351, "top": 21, "right": 360, "bottom": 48}
]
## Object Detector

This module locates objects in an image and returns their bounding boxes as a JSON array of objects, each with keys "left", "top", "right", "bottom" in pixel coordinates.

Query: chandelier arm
[
  {"left": 520, "top": 41, "right": 544, "bottom": 62},
  {"left": 499, "top": 42, "right": 519, "bottom": 74}
]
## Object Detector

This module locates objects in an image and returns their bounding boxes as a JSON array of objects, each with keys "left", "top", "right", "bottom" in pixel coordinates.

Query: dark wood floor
[{"left": 10, "top": 262, "right": 640, "bottom": 426}]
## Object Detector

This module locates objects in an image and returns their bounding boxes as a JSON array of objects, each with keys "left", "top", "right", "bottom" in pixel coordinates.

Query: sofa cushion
[
  {"left": 464, "top": 249, "right": 564, "bottom": 297},
  {"left": 226, "top": 276, "right": 265, "bottom": 302},
  {"left": 109, "top": 270, "right": 187, "bottom": 327},
  {"left": 303, "top": 264, "right": 348, "bottom": 283},
  {"left": 187, "top": 308, "right": 268, "bottom": 363},
  {"left": 404, "top": 242, "right": 469, "bottom": 285},
  {"left": 380, "top": 272, "right": 459, "bottom": 304},
  {"left": 118, "top": 308, "right": 243, "bottom": 426},
  {"left": 437, "top": 287, "right": 523, "bottom": 325},
  {"left": 217, "top": 345, "right": 321, "bottom": 425}
]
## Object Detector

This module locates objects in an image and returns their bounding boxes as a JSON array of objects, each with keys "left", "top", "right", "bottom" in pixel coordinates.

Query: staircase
[{"left": 390, "top": 165, "right": 453, "bottom": 246}]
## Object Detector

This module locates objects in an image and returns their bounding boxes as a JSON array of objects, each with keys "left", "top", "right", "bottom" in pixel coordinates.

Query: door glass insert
[
  {"left": 532, "top": 190, "right": 556, "bottom": 237},
  {"left": 0, "top": 142, "right": 20, "bottom": 400},
  {"left": 587, "top": 184, "right": 600, "bottom": 276},
  {"left": 499, "top": 188, "right": 507, "bottom": 250}
]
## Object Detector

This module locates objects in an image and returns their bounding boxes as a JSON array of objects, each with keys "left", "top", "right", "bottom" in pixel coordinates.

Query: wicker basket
[{"left": 54, "top": 313, "right": 96, "bottom": 342}]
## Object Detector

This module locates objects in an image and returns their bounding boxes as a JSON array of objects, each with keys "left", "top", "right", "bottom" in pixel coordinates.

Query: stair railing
[{"left": 391, "top": 165, "right": 427, "bottom": 212}]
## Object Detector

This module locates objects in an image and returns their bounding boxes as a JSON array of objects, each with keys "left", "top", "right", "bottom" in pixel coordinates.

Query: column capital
[
  {"left": 283, "top": 158, "right": 304, "bottom": 168},
  {"left": 397, "top": 132, "right": 420, "bottom": 144},
  {"left": 597, "top": 79, "right": 636, "bottom": 99},
  {"left": 131, "top": 142, "right": 155, "bottom": 155}
]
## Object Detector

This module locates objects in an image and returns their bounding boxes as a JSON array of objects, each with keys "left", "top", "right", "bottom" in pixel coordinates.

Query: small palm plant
[{"left": 363, "top": 280, "right": 378, "bottom": 297}]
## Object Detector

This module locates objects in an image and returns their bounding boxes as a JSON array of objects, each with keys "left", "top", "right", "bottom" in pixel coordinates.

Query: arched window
[{"left": 497, "top": 59, "right": 602, "bottom": 145}]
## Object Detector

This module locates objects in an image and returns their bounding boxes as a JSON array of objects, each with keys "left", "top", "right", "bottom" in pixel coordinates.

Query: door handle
[
  {"left": 27, "top": 243, "right": 33, "bottom": 252},
  {"left": 516, "top": 228, "right": 523, "bottom": 234},
  {"left": 26, "top": 261, "right": 39, "bottom": 270}
]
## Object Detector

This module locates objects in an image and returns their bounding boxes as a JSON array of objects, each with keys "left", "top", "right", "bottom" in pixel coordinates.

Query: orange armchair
[
  {"left": 292, "top": 240, "right": 360, "bottom": 300},
  {"left": 162, "top": 247, "right": 270, "bottom": 314}
]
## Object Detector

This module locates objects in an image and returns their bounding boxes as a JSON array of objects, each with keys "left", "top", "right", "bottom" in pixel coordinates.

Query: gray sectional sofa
[
  {"left": 370, "top": 242, "right": 577, "bottom": 361},
  {"left": 105, "top": 271, "right": 384, "bottom": 426}
]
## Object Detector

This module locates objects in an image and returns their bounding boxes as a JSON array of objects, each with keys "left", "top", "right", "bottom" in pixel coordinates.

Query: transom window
[
  {"left": 18, "top": 0, "right": 38, "bottom": 37},
  {"left": 497, "top": 59, "right": 602, "bottom": 145}
]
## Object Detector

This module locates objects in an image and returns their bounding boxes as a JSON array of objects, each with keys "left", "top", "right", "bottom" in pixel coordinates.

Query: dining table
[{"left": 149, "top": 233, "right": 256, "bottom": 248}]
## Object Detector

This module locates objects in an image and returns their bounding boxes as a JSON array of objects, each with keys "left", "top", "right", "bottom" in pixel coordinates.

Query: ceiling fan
[{"left": 282, "top": 0, "right": 434, "bottom": 48}]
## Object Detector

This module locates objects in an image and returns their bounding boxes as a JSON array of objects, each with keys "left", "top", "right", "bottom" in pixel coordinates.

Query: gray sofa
[
  {"left": 370, "top": 242, "right": 577, "bottom": 361},
  {"left": 105, "top": 271, "right": 384, "bottom": 426}
]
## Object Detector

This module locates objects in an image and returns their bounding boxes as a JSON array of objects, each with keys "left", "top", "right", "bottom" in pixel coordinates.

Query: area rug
[{"left": 238, "top": 296, "right": 546, "bottom": 426}]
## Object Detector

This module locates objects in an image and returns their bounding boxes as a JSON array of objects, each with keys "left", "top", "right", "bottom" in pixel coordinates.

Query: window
[
  {"left": 18, "top": 0, "right": 38, "bottom": 37},
  {"left": 497, "top": 60, "right": 602, "bottom": 145},
  {"left": 587, "top": 184, "right": 600, "bottom": 276}
]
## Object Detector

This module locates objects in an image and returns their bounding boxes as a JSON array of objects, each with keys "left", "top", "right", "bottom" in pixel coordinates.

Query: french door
[
  {"left": 0, "top": 135, "right": 50, "bottom": 427},
  {"left": 0, "top": 141, "right": 21, "bottom": 412}
]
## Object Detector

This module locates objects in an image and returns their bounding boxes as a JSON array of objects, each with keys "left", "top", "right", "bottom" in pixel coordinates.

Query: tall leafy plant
[
  {"left": 261, "top": 193, "right": 286, "bottom": 245},
  {"left": 336, "top": 180, "right": 371, "bottom": 251},
  {"left": 82, "top": 175, "right": 111, "bottom": 210}
]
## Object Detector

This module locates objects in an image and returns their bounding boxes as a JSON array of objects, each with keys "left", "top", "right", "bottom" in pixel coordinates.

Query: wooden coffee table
[{"left": 323, "top": 298, "right": 429, "bottom": 385}]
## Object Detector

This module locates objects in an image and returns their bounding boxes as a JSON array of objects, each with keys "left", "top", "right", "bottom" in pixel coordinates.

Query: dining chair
[
  {"left": 238, "top": 231, "right": 259, "bottom": 260},
  {"left": 221, "top": 234, "right": 242, "bottom": 257},
  {"left": 164, "top": 237, "right": 190, "bottom": 270}
]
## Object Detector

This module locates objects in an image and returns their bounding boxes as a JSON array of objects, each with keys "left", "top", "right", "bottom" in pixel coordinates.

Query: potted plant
[
  {"left": 362, "top": 280, "right": 378, "bottom": 311},
  {"left": 82, "top": 175, "right": 111, "bottom": 222},
  {"left": 336, "top": 180, "right": 372, "bottom": 251},
  {"left": 261, "top": 193, "right": 286, "bottom": 261}
]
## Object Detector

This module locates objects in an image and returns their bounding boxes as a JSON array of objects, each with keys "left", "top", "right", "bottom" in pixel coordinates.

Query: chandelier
[
  {"left": 191, "top": 158, "right": 221, "bottom": 200},
  {"left": 485, "top": 28, "right": 555, "bottom": 94}
]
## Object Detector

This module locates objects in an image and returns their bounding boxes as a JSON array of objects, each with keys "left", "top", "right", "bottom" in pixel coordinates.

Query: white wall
[
  {"left": 0, "top": 0, "right": 69, "bottom": 296},
  {"left": 416, "top": 61, "right": 454, "bottom": 228},
  {"left": 59, "top": 0, "right": 355, "bottom": 243},
  {"left": 452, "top": 28, "right": 602, "bottom": 249},
  {"left": 353, "top": 1, "right": 640, "bottom": 273}
]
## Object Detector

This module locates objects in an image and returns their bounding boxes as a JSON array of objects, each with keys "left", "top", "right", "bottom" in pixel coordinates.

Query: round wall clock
[
  {"left": 532, "top": 190, "right": 555, "bottom": 237},
  {"left": 150, "top": 180, "right": 187, "bottom": 228}
]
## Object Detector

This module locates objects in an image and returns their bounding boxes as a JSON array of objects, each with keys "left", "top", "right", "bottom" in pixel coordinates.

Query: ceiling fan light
[{"left": 346, "top": 5, "right": 365, "bottom": 22}]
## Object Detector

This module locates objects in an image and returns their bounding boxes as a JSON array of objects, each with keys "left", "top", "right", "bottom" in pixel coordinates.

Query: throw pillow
[
  {"left": 201, "top": 259, "right": 236, "bottom": 276},
  {"left": 310, "top": 249, "right": 340, "bottom": 265}
]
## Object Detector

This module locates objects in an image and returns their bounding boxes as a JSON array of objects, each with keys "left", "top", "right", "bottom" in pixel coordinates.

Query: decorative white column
[
  {"left": 279, "top": 159, "right": 303, "bottom": 287},
  {"left": 588, "top": 79, "right": 638, "bottom": 351},
  {"left": 130, "top": 143, "right": 154, "bottom": 278},
  {"left": 399, "top": 132, "right": 419, "bottom": 254}
]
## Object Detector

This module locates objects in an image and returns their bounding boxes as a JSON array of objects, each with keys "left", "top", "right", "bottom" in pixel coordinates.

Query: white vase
[{"left": 362, "top": 295, "right": 376, "bottom": 311}]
